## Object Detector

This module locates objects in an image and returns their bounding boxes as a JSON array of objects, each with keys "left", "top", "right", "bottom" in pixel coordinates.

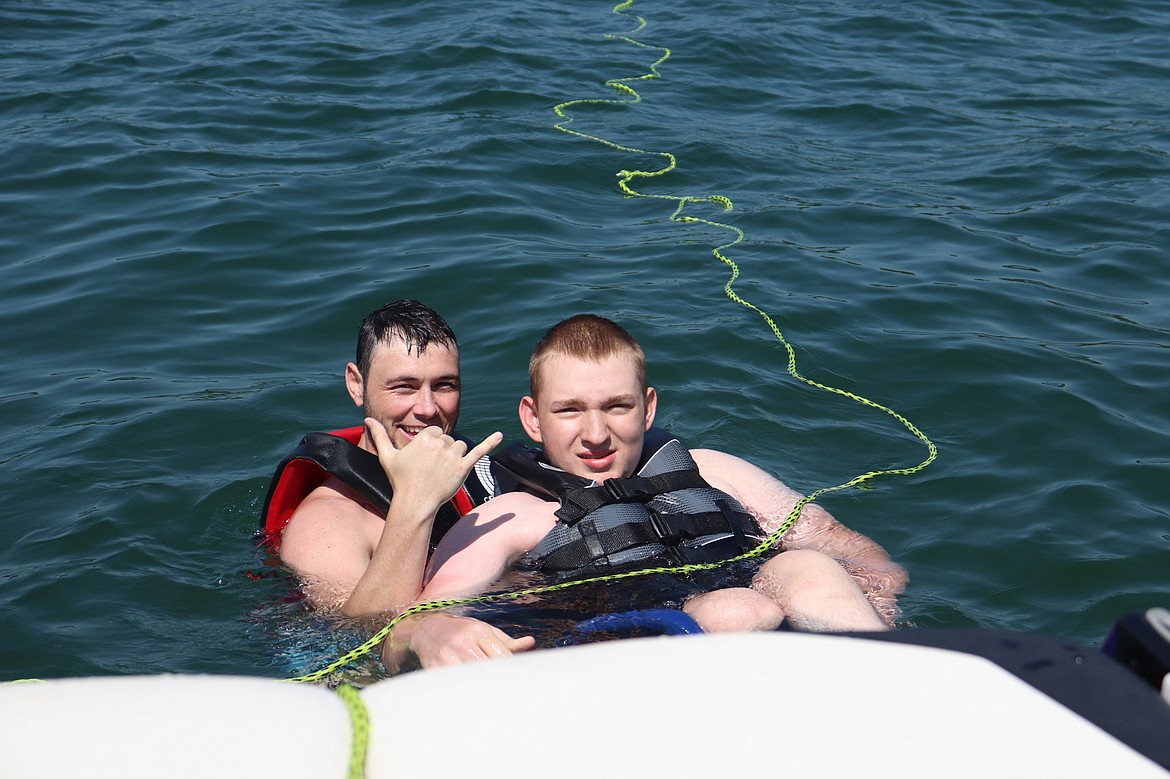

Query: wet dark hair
[{"left": 354, "top": 299, "right": 458, "bottom": 379}]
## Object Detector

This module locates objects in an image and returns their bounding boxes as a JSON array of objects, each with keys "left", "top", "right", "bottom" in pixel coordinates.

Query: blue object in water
[{"left": 575, "top": 609, "right": 705, "bottom": 636}]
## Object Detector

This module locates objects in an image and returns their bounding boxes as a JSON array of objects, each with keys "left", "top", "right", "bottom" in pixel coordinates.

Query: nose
[
  {"left": 413, "top": 388, "right": 438, "bottom": 420},
  {"left": 581, "top": 410, "right": 610, "bottom": 447}
]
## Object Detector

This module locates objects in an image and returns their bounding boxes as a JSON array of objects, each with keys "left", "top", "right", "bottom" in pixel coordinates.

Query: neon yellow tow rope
[
  {"left": 553, "top": 0, "right": 937, "bottom": 521},
  {"left": 288, "top": 0, "right": 935, "bottom": 688}
]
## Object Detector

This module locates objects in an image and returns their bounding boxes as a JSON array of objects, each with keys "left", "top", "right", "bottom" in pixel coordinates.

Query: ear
[
  {"left": 518, "top": 395, "right": 542, "bottom": 443},
  {"left": 344, "top": 362, "right": 365, "bottom": 409},
  {"left": 643, "top": 387, "right": 658, "bottom": 431}
]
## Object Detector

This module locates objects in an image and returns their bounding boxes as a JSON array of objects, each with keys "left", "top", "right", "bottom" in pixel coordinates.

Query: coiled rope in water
[
  {"left": 4, "top": 8, "right": 937, "bottom": 779},
  {"left": 290, "top": 0, "right": 935, "bottom": 689},
  {"left": 552, "top": 0, "right": 937, "bottom": 529}
]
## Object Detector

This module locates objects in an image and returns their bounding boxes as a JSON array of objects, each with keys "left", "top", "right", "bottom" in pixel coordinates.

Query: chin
[{"left": 590, "top": 467, "right": 626, "bottom": 483}]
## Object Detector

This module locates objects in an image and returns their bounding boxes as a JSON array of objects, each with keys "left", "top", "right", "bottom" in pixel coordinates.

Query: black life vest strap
[
  {"left": 292, "top": 432, "right": 395, "bottom": 515},
  {"left": 279, "top": 431, "right": 464, "bottom": 545},
  {"left": 539, "top": 509, "right": 742, "bottom": 573},
  {"left": 555, "top": 470, "right": 712, "bottom": 524},
  {"left": 490, "top": 443, "right": 591, "bottom": 501}
]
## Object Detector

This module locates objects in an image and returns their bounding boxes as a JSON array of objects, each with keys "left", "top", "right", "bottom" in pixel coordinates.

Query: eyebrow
[
  {"left": 382, "top": 373, "right": 460, "bottom": 385},
  {"left": 549, "top": 392, "right": 637, "bottom": 410}
]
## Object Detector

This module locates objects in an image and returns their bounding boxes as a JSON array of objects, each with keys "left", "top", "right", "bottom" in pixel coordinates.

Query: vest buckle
[
  {"left": 649, "top": 512, "right": 694, "bottom": 545},
  {"left": 601, "top": 476, "right": 652, "bottom": 503}
]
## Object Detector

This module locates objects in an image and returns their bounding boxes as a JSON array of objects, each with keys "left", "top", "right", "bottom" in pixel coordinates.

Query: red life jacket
[{"left": 259, "top": 426, "right": 489, "bottom": 550}]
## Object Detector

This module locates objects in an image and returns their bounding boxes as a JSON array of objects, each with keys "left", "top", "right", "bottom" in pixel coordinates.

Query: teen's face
[
  {"left": 519, "top": 352, "right": 656, "bottom": 483},
  {"left": 347, "top": 337, "right": 460, "bottom": 450}
]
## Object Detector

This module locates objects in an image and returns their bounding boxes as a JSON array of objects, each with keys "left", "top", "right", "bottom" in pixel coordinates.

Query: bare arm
[
  {"left": 381, "top": 612, "right": 537, "bottom": 674},
  {"left": 419, "top": 491, "right": 556, "bottom": 600},
  {"left": 280, "top": 421, "right": 502, "bottom": 617},
  {"left": 380, "top": 491, "right": 556, "bottom": 671},
  {"left": 691, "top": 448, "right": 908, "bottom": 605}
]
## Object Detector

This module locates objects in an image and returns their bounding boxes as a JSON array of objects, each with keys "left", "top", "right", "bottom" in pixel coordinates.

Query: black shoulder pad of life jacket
[
  {"left": 292, "top": 432, "right": 394, "bottom": 515},
  {"left": 489, "top": 426, "right": 681, "bottom": 501},
  {"left": 490, "top": 443, "right": 590, "bottom": 500},
  {"left": 289, "top": 431, "right": 466, "bottom": 543},
  {"left": 640, "top": 426, "right": 675, "bottom": 460}
]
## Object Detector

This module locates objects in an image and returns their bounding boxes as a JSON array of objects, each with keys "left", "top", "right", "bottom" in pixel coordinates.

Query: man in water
[
  {"left": 271, "top": 300, "right": 501, "bottom": 617},
  {"left": 382, "top": 314, "right": 906, "bottom": 671}
]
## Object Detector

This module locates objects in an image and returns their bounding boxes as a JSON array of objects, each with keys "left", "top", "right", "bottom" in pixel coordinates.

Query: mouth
[
  {"left": 578, "top": 450, "right": 616, "bottom": 472},
  {"left": 395, "top": 425, "right": 429, "bottom": 445}
]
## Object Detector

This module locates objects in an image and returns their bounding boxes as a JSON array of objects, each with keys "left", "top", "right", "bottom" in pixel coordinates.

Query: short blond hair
[{"left": 528, "top": 314, "right": 646, "bottom": 399}]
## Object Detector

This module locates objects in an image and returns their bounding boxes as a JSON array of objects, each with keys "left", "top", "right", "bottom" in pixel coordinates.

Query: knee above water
[
  {"left": 756, "top": 549, "right": 846, "bottom": 584},
  {"left": 685, "top": 587, "right": 784, "bottom": 633}
]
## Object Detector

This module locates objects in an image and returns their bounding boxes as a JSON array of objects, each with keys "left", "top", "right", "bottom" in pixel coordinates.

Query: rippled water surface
[{"left": 3, "top": 0, "right": 1169, "bottom": 681}]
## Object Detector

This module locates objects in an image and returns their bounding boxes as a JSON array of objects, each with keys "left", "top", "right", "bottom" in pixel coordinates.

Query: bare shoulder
[
  {"left": 690, "top": 448, "right": 805, "bottom": 533},
  {"left": 279, "top": 481, "right": 382, "bottom": 574},
  {"left": 691, "top": 449, "right": 799, "bottom": 498}
]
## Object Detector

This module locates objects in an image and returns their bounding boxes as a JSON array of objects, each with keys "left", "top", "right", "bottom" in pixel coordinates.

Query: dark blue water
[{"left": 3, "top": 0, "right": 1168, "bottom": 681}]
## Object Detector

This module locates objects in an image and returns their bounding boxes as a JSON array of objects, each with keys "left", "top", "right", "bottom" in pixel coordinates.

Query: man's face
[
  {"left": 519, "top": 352, "right": 656, "bottom": 483},
  {"left": 347, "top": 336, "right": 460, "bottom": 450}
]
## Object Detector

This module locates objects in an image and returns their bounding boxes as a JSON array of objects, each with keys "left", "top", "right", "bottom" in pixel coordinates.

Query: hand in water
[{"left": 385, "top": 613, "right": 536, "bottom": 672}]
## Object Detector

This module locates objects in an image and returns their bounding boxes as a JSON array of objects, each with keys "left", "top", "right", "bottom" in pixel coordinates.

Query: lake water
[{"left": 3, "top": 0, "right": 1169, "bottom": 682}]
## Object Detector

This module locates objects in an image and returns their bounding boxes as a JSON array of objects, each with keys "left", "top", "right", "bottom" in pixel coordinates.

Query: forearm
[
  {"left": 420, "top": 492, "right": 557, "bottom": 601},
  {"left": 340, "top": 496, "right": 437, "bottom": 618},
  {"left": 341, "top": 423, "right": 504, "bottom": 617},
  {"left": 780, "top": 502, "right": 908, "bottom": 598},
  {"left": 689, "top": 448, "right": 907, "bottom": 604},
  {"left": 379, "top": 611, "right": 429, "bottom": 674}
]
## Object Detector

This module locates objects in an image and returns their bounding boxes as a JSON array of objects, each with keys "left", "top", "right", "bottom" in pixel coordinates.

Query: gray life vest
[{"left": 492, "top": 430, "right": 764, "bottom": 579}]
